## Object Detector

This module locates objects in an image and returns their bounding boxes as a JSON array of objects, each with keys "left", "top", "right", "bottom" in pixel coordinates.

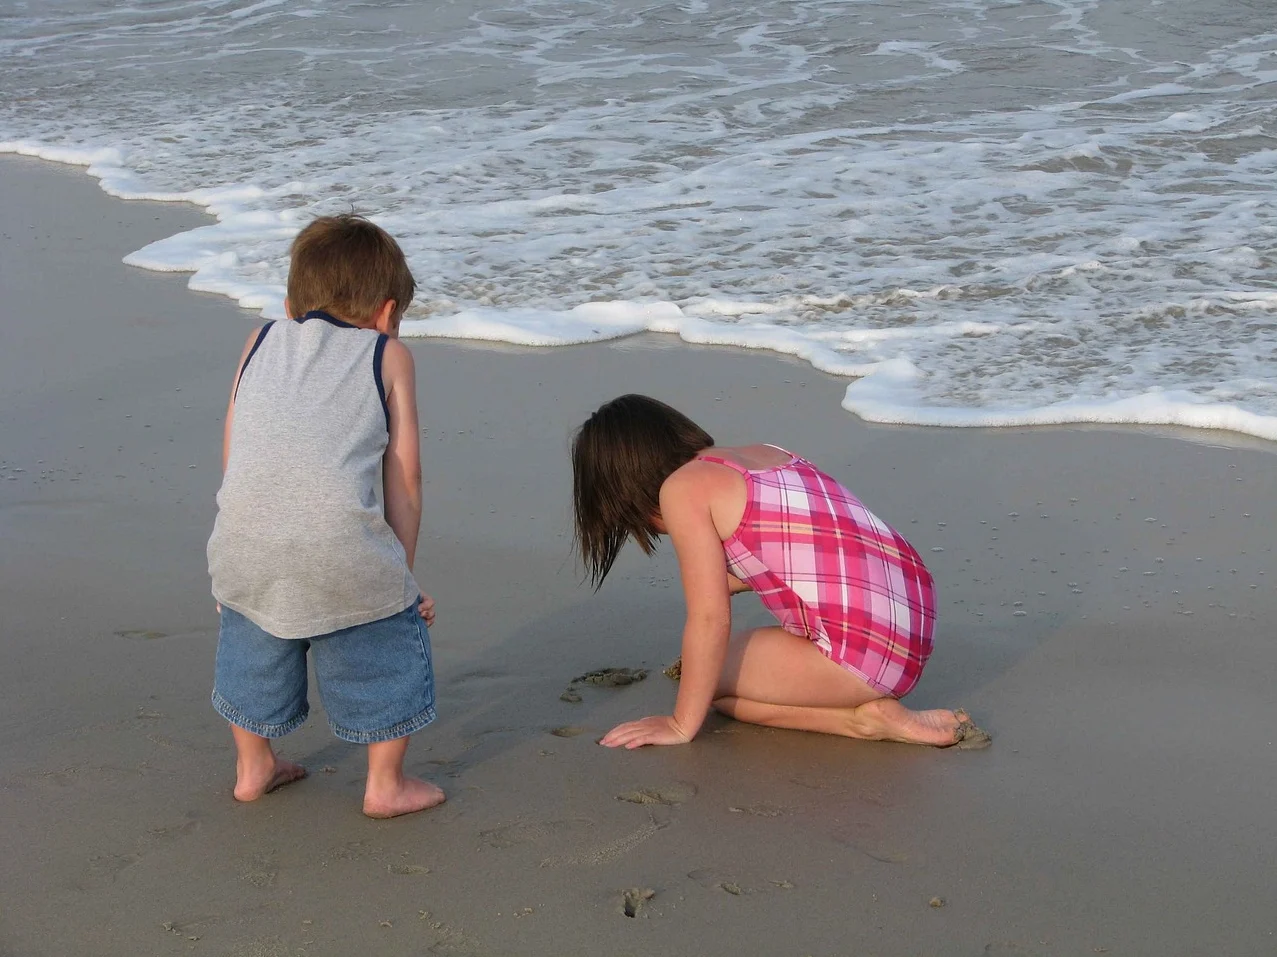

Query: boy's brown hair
[
  {"left": 572, "top": 394, "right": 714, "bottom": 588},
  {"left": 287, "top": 214, "right": 416, "bottom": 325}
]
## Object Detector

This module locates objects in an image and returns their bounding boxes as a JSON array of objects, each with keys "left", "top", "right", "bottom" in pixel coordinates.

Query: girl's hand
[
  {"left": 417, "top": 594, "right": 436, "bottom": 627},
  {"left": 600, "top": 715, "right": 692, "bottom": 749}
]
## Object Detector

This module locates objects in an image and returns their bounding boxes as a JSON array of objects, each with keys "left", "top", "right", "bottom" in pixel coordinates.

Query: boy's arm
[
  {"left": 215, "top": 327, "right": 263, "bottom": 614},
  {"left": 223, "top": 328, "right": 264, "bottom": 473},
  {"left": 380, "top": 339, "right": 423, "bottom": 570}
]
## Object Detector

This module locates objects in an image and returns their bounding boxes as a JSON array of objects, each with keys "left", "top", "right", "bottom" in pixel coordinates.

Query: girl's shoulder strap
[{"left": 694, "top": 452, "right": 749, "bottom": 476}]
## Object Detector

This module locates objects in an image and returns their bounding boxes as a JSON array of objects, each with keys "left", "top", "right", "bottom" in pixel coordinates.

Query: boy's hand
[
  {"left": 417, "top": 594, "right": 436, "bottom": 627},
  {"left": 599, "top": 715, "right": 692, "bottom": 749}
]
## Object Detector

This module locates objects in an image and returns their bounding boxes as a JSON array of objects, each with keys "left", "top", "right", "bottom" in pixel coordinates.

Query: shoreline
[
  {"left": 6, "top": 147, "right": 1277, "bottom": 451},
  {"left": 3, "top": 152, "right": 1277, "bottom": 956}
]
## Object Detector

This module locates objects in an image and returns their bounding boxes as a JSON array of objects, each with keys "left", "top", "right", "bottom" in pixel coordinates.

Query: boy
[{"left": 207, "top": 214, "right": 444, "bottom": 818}]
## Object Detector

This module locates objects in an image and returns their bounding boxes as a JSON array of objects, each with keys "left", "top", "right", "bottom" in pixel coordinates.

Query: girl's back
[{"left": 695, "top": 446, "right": 935, "bottom": 698}]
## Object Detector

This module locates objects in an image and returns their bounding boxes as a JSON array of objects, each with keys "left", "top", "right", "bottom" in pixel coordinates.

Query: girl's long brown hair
[{"left": 572, "top": 394, "right": 714, "bottom": 588}]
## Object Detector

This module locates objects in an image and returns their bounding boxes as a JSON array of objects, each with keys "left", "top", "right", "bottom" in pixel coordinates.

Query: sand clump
[
  {"left": 950, "top": 710, "right": 992, "bottom": 750},
  {"left": 560, "top": 666, "right": 649, "bottom": 703}
]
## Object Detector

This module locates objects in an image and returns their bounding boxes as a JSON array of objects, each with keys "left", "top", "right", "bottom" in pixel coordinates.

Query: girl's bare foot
[
  {"left": 845, "top": 698, "right": 968, "bottom": 747},
  {"left": 363, "top": 777, "right": 447, "bottom": 819},
  {"left": 234, "top": 756, "right": 307, "bottom": 802}
]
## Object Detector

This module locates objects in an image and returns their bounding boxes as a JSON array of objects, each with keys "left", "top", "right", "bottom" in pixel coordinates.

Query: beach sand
[{"left": 2, "top": 153, "right": 1275, "bottom": 957}]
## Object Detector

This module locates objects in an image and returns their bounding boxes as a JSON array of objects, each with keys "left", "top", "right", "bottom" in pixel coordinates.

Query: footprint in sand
[
  {"left": 424, "top": 757, "right": 466, "bottom": 778},
  {"left": 540, "top": 818, "right": 666, "bottom": 868},
  {"left": 114, "top": 629, "right": 167, "bottom": 640},
  {"left": 161, "top": 915, "right": 221, "bottom": 943},
  {"left": 982, "top": 943, "right": 1045, "bottom": 956},
  {"left": 687, "top": 869, "right": 751, "bottom": 895},
  {"left": 832, "top": 826, "right": 911, "bottom": 864},
  {"left": 790, "top": 773, "right": 830, "bottom": 790},
  {"left": 727, "top": 802, "right": 790, "bottom": 817},
  {"left": 388, "top": 863, "right": 430, "bottom": 876},
  {"left": 417, "top": 914, "right": 481, "bottom": 955},
  {"left": 147, "top": 815, "right": 201, "bottom": 843},
  {"left": 240, "top": 856, "right": 278, "bottom": 887},
  {"left": 480, "top": 819, "right": 592, "bottom": 850},
  {"left": 86, "top": 851, "right": 140, "bottom": 881},
  {"left": 616, "top": 782, "right": 697, "bottom": 806},
  {"left": 328, "top": 839, "right": 379, "bottom": 862},
  {"left": 856, "top": 787, "right": 892, "bottom": 808},
  {"left": 550, "top": 726, "right": 587, "bottom": 738}
]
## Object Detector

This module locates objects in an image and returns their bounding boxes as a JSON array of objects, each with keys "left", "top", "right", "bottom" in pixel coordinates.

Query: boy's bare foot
[
  {"left": 234, "top": 757, "right": 308, "bottom": 802},
  {"left": 845, "top": 698, "right": 980, "bottom": 747},
  {"left": 363, "top": 777, "right": 447, "bottom": 819}
]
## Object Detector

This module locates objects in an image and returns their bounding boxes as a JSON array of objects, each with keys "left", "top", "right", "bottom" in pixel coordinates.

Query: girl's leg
[
  {"left": 230, "top": 724, "right": 307, "bottom": 801},
  {"left": 713, "top": 627, "right": 963, "bottom": 746},
  {"left": 363, "top": 735, "right": 447, "bottom": 819}
]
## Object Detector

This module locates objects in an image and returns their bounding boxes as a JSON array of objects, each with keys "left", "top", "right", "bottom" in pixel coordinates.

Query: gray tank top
[{"left": 207, "top": 311, "right": 418, "bottom": 639}]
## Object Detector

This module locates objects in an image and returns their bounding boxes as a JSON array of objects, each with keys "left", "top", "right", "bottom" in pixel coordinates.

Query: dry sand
[{"left": 2, "top": 154, "right": 1275, "bottom": 956}]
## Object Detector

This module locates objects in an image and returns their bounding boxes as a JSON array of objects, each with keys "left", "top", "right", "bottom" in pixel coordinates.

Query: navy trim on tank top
[
  {"left": 290, "top": 311, "right": 388, "bottom": 428},
  {"left": 373, "top": 334, "right": 390, "bottom": 432},
  {"left": 298, "top": 310, "right": 358, "bottom": 329},
  {"left": 234, "top": 321, "right": 275, "bottom": 400}
]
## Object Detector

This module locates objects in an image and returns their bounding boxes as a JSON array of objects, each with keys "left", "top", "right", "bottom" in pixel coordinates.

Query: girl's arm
[
  {"left": 380, "top": 339, "right": 423, "bottom": 570},
  {"left": 600, "top": 463, "right": 731, "bottom": 748}
]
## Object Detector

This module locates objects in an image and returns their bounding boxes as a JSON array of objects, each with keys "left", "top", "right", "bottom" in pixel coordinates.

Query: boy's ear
[{"left": 372, "top": 299, "right": 398, "bottom": 335}]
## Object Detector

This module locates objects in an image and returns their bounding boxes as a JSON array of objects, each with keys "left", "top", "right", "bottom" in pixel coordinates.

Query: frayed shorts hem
[
  {"left": 329, "top": 704, "right": 437, "bottom": 744},
  {"left": 212, "top": 690, "right": 309, "bottom": 739}
]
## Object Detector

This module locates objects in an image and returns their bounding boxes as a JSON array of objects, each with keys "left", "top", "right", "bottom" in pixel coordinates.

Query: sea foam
[{"left": 3, "top": 0, "right": 1275, "bottom": 442}]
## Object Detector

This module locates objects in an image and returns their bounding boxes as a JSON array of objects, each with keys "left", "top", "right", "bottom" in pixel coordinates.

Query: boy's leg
[
  {"left": 212, "top": 605, "right": 311, "bottom": 800},
  {"left": 363, "top": 736, "right": 446, "bottom": 819},
  {"left": 311, "top": 603, "right": 444, "bottom": 817},
  {"left": 231, "top": 724, "right": 307, "bottom": 802},
  {"left": 713, "top": 626, "right": 965, "bottom": 746}
]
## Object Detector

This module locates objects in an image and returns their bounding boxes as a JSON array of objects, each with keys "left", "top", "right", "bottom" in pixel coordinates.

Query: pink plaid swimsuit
[{"left": 701, "top": 450, "right": 936, "bottom": 698}]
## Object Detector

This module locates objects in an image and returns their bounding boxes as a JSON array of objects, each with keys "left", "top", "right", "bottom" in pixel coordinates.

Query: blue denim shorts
[{"left": 212, "top": 602, "right": 436, "bottom": 744}]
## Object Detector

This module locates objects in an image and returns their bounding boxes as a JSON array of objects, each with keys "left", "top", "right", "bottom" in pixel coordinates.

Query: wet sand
[{"left": 2, "top": 153, "right": 1276, "bottom": 956}]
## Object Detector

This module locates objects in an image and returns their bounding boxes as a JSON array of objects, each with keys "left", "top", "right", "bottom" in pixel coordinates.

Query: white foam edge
[
  {"left": 843, "top": 357, "right": 1277, "bottom": 441},
  {"left": 7, "top": 139, "right": 1277, "bottom": 443},
  {"left": 401, "top": 305, "right": 875, "bottom": 376},
  {"left": 1, "top": 139, "right": 301, "bottom": 317},
  {"left": 3, "top": 139, "right": 194, "bottom": 202}
]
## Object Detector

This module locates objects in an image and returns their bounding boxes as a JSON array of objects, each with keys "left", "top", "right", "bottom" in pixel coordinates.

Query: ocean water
[{"left": 2, "top": 0, "right": 1275, "bottom": 439}]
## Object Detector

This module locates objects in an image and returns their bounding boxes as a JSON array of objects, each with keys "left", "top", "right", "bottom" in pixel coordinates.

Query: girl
[{"left": 571, "top": 394, "right": 988, "bottom": 751}]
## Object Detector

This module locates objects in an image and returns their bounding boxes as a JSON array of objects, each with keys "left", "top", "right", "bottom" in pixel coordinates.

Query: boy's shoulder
[
  {"left": 380, "top": 336, "right": 415, "bottom": 371},
  {"left": 233, "top": 322, "right": 273, "bottom": 376}
]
